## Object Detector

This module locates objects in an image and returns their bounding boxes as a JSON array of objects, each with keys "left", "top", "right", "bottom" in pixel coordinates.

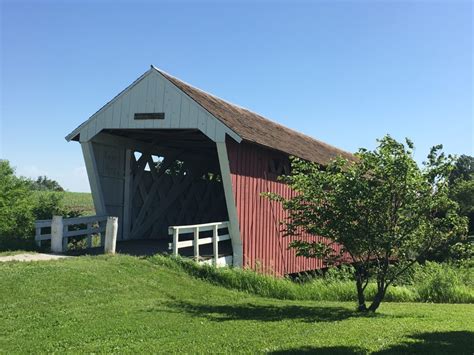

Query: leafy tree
[
  {"left": 450, "top": 155, "right": 474, "bottom": 235},
  {"left": 450, "top": 179, "right": 474, "bottom": 234},
  {"left": 449, "top": 155, "right": 474, "bottom": 184},
  {"left": 266, "top": 136, "right": 467, "bottom": 312},
  {"left": 30, "top": 175, "right": 64, "bottom": 192},
  {"left": 0, "top": 160, "right": 35, "bottom": 239},
  {"left": 0, "top": 161, "right": 74, "bottom": 251},
  {"left": 443, "top": 156, "right": 474, "bottom": 261}
]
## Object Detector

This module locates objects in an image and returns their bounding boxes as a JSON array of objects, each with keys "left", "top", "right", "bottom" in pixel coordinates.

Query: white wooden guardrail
[
  {"left": 35, "top": 215, "right": 118, "bottom": 254},
  {"left": 168, "top": 221, "right": 231, "bottom": 265}
]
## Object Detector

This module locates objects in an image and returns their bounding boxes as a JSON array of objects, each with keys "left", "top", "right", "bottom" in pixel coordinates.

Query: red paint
[{"left": 226, "top": 138, "right": 338, "bottom": 276}]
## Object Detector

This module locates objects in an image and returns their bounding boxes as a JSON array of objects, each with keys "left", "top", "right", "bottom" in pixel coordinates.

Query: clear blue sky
[{"left": 1, "top": 0, "right": 472, "bottom": 192}]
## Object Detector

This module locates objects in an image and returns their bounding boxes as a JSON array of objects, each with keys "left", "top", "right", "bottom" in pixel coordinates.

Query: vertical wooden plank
[
  {"left": 130, "top": 77, "right": 148, "bottom": 129},
  {"left": 122, "top": 149, "right": 132, "bottom": 241},
  {"left": 179, "top": 97, "right": 191, "bottom": 128},
  {"left": 173, "top": 228, "right": 179, "bottom": 256},
  {"left": 144, "top": 74, "right": 157, "bottom": 129},
  {"left": 87, "top": 118, "right": 97, "bottom": 142},
  {"left": 193, "top": 227, "right": 199, "bottom": 259},
  {"left": 95, "top": 112, "right": 105, "bottom": 135},
  {"left": 188, "top": 101, "right": 198, "bottom": 127},
  {"left": 197, "top": 110, "right": 207, "bottom": 134},
  {"left": 87, "top": 222, "right": 92, "bottom": 248},
  {"left": 35, "top": 227, "right": 42, "bottom": 247},
  {"left": 104, "top": 106, "right": 113, "bottom": 129},
  {"left": 62, "top": 224, "right": 68, "bottom": 252},
  {"left": 51, "top": 216, "right": 64, "bottom": 253},
  {"left": 127, "top": 80, "right": 138, "bottom": 129},
  {"left": 227, "top": 141, "right": 329, "bottom": 276},
  {"left": 100, "top": 220, "right": 106, "bottom": 246},
  {"left": 112, "top": 97, "right": 122, "bottom": 128},
  {"left": 205, "top": 113, "right": 216, "bottom": 141},
  {"left": 213, "top": 224, "right": 219, "bottom": 265},
  {"left": 217, "top": 140, "right": 243, "bottom": 267},
  {"left": 104, "top": 216, "right": 118, "bottom": 254},
  {"left": 120, "top": 91, "right": 131, "bottom": 128},
  {"left": 153, "top": 74, "right": 166, "bottom": 129},
  {"left": 81, "top": 142, "right": 106, "bottom": 215},
  {"left": 163, "top": 83, "right": 181, "bottom": 128}
]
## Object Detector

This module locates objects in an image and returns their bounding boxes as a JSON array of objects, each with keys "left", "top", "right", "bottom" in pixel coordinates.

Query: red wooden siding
[{"left": 226, "top": 138, "right": 330, "bottom": 276}]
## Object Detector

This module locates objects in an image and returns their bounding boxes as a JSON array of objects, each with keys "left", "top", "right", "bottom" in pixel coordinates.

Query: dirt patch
[{"left": 0, "top": 253, "right": 72, "bottom": 262}]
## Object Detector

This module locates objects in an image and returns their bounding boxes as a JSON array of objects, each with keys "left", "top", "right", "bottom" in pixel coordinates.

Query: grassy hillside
[
  {"left": 1, "top": 255, "right": 473, "bottom": 353},
  {"left": 63, "top": 191, "right": 95, "bottom": 215}
]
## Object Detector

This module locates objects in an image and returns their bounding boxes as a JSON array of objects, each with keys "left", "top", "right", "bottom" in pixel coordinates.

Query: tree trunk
[
  {"left": 355, "top": 272, "right": 367, "bottom": 312},
  {"left": 368, "top": 284, "right": 386, "bottom": 312}
]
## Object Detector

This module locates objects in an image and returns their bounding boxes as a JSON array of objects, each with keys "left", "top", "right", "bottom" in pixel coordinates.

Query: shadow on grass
[
  {"left": 0, "top": 237, "right": 38, "bottom": 253},
  {"left": 271, "top": 346, "right": 365, "bottom": 354},
  {"left": 270, "top": 331, "right": 474, "bottom": 355},
  {"left": 165, "top": 300, "right": 385, "bottom": 323},
  {"left": 376, "top": 331, "right": 474, "bottom": 354}
]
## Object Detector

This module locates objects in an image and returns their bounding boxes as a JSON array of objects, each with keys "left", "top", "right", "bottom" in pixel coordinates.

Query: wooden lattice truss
[{"left": 128, "top": 148, "right": 228, "bottom": 239}]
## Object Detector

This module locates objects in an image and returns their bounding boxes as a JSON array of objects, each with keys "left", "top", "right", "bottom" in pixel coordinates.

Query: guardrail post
[
  {"left": 213, "top": 224, "right": 219, "bottom": 265},
  {"left": 104, "top": 216, "right": 118, "bottom": 254},
  {"left": 172, "top": 228, "right": 179, "bottom": 256},
  {"left": 87, "top": 222, "right": 92, "bottom": 248},
  {"left": 35, "top": 227, "right": 42, "bottom": 248},
  {"left": 51, "top": 215, "right": 64, "bottom": 253},
  {"left": 194, "top": 227, "right": 199, "bottom": 260}
]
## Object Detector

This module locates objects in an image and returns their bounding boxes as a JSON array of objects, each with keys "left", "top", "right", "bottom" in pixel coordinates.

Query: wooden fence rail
[
  {"left": 168, "top": 221, "right": 231, "bottom": 265},
  {"left": 34, "top": 215, "right": 118, "bottom": 254}
]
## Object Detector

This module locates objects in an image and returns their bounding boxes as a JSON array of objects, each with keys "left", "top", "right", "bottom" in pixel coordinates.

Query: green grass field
[
  {"left": 63, "top": 191, "right": 95, "bottom": 215},
  {"left": 1, "top": 255, "right": 472, "bottom": 353},
  {"left": 33, "top": 191, "right": 95, "bottom": 216}
]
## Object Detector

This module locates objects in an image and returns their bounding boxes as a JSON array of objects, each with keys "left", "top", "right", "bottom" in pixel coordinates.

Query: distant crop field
[
  {"left": 63, "top": 192, "right": 95, "bottom": 215},
  {"left": 33, "top": 191, "right": 95, "bottom": 216}
]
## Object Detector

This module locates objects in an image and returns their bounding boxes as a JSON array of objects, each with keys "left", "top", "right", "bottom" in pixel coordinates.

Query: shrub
[
  {"left": 32, "top": 191, "right": 65, "bottom": 220},
  {"left": 413, "top": 261, "right": 474, "bottom": 303},
  {"left": 0, "top": 161, "right": 35, "bottom": 240},
  {"left": 0, "top": 162, "right": 82, "bottom": 252}
]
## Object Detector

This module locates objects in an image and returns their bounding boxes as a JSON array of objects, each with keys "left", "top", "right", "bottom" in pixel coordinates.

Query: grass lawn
[{"left": 1, "top": 255, "right": 472, "bottom": 353}]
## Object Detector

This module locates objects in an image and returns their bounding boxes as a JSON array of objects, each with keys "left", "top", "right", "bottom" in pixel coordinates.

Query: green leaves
[
  {"left": 265, "top": 135, "right": 468, "bottom": 311},
  {"left": 0, "top": 160, "right": 35, "bottom": 239}
]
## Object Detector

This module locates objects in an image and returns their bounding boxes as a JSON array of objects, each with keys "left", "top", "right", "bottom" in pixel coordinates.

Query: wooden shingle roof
[{"left": 156, "top": 68, "right": 353, "bottom": 165}]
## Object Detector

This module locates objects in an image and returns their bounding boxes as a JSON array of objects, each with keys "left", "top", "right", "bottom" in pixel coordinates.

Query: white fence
[
  {"left": 168, "top": 221, "right": 231, "bottom": 265},
  {"left": 34, "top": 215, "right": 118, "bottom": 254}
]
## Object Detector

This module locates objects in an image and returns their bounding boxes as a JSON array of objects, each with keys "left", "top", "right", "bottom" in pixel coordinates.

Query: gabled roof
[
  {"left": 154, "top": 67, "right": 353, "bottom": 165},
  {"left": 67, "top": 66, "right": 353, "bottom": 165}
]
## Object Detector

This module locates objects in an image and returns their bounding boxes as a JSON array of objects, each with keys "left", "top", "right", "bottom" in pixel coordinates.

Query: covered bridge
[{"left": 67, "top": 66, "right": 352, "bottom": 276}]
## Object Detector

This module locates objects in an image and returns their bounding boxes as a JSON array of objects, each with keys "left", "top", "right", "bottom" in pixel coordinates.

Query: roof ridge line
[{"left": 151, "top": 65, "right": 353, "bottom": 157}]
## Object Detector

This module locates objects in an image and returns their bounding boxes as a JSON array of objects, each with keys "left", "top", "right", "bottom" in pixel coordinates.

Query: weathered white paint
[
  {"left": 90, "top": 142, "right": 126, "bottom": 239},
  {"left": 66, "top": 68, "right": 241, "bottom": 144},
  {"left": 213, "top": 224, "right": 219, "bottom": 265},
  {"left": 201, "top": 255, "right": 233, "bottom": 267},
  {"left": 216, "top": 141, "right": 243, "bottom": 267},
  {"left": 172, "top": 228, "right": 179, "bottom": 256},
  {"left": 193, "top": 227, "right": 199, "bottom": 259},
  {"left": 104, "top": 217, "right": 118, "bottom": 254},
  {"left": 35, "top": 215, "right": 109, "bottom": 251},
  {"left": 81, "top": 142, "right": 106, "bottom": 215},
  {"left": 67, "top": 67, "right": 246, "bottom": 267},
  {"left": 122, "top": 149, "right": 133, "bottom": 240},
  {"left": 168, "top": 221, "right": 231, "bottom": 263},
  {"left": 51, "top": 215, "right": 63, "bottom": 253}
]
